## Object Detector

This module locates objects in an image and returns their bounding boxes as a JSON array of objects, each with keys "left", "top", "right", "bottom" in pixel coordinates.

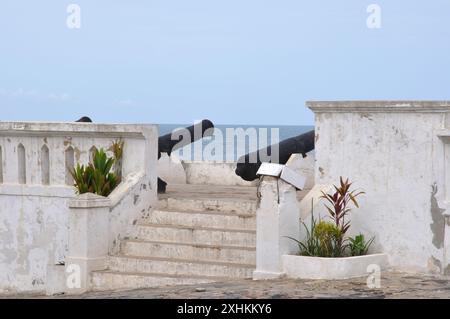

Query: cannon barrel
[
  {"left": 235, "top": 129, "right": 315, "bottom": 182},
  {"left": 158, "top": 119, "right": 214, "bottom": 158},
  {"left": 158, "top": 119, "right": 214, "bottom": 193}
]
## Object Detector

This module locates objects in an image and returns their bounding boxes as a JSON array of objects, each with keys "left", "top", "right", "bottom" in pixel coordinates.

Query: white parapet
[
  {"left": 307, "top": 100, "right": 450, "bottom": 274},
  {"left": 0, "top": 122, "right": 158, "bottom": 295},
  {"left": 182, "top": 161, "right": 258, "bottom": 186}
]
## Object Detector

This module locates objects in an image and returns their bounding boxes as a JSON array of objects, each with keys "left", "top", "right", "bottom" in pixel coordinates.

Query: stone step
[
  {"left": 163, "top": 184, "right": 258, "bottom": 200},
  {"left": 107, "top": 255, "right": 254, "bottom": 278},
  {"left": 122, "top": 239, "right": 256, "bottom": 264},
  {"left": 91, "top": 270, "right": 229, "bottom": 291},
  {"left": 142, "top": 209, "right": 256, "bottom": 231},
  {"left": 133, "top": 224, "right": 256, "bottom": 247},
  {"left": 158, "top": 197, "right": 257, "bottom": 214}
]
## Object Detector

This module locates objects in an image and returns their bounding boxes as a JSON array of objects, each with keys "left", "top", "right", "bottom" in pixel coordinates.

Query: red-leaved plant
[{"left": 320, "top": 177, "right": 365, "bottom": 235}]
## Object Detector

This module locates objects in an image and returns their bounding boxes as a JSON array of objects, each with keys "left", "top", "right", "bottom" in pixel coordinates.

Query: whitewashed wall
[
  {"left": 183, "top": 161, "right": 257, "bottom": 186},
  {"left": 0, "top": 122, "right": 157, "bottom": 295},
  {"left": 308, "top": 101, "right": 450, "bottom": 274}
]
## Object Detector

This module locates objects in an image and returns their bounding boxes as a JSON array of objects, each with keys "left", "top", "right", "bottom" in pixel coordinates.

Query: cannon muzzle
[{"left": 235, "top": 129, "right": 315, "bottom": 181}]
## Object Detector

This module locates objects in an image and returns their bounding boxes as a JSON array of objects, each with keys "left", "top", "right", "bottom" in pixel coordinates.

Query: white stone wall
[
  {"left": 0, "top": 122, "right": 157, "bottom": 295},
  {"left": 308, "top": 101, "right": 450, "bottom": 274},
  {"left": 183, "top": 161, "right": 257, "bottom": 186},
  {"left": 157, "top": 157, "right": 258, "bottom": 186}
]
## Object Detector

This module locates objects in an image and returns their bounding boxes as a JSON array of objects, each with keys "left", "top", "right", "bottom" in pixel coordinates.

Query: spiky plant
[
  {"left": 70, "top": 148, "right": 119, "bottom": 197},
  {"left": 348, "top": 234, "right": 375, "bottom": 256}
]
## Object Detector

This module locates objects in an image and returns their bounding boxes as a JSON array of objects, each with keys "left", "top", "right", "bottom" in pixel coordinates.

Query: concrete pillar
[
  {"left": 66, "top": 193, "right": 111, "bottom": 294},
  {"left": 253, "top": 176, "right": 300, "bottom": 279}
]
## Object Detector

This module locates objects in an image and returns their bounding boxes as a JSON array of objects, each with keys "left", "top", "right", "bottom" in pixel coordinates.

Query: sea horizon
[{"left": 160, "top": 123, "right": 314, "bottom": 161}]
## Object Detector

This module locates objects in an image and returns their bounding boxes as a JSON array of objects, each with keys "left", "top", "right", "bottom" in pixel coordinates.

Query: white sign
[
  {"left": 256, "top": 163, "right": 284, "bottom": 177},
  {"left": 257, "top": 162, "right": 306, "bottom": 190}
]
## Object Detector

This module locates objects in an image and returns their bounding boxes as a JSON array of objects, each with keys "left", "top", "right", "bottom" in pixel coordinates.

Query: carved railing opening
[
  {"left": 41, "top": 144, "right": 50, "bottom": 185},
  {"left": 65, "top": 146, "right": 74, "bottom": 186},
  {"left": 89, "top": 146, "right": 98, "bottom": 163},
  {"left": 18, "top": 143, "right": 26, "bottom": 184}
]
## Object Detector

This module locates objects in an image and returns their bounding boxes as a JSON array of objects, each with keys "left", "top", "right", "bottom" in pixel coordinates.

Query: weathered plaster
[
  {"left": 0, "top": 122, "right": 158, "bottom": 295},
  {"left": 430, "top": 184, "right": 445, "bottom": 249},
  {"left": 308, "top": 101, "right": 450, "bottom": 274}
]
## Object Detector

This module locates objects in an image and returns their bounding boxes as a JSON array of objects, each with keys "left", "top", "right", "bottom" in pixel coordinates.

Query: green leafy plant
[
  {"left": 70, "top": 147, "right": 120, "bottom": 197},
  {"left": 288, "top": 178, "right": 374, "bottom": 258},
  {"left": 288, "top": 215, "right": 347, "bottom": 258},
  {"left": 71, "top": 163, "right": 94, "bottom": 194},
  {"left": 314, "top": 220, "right": 346, "bottom": 257},
  {"left": 287, "top": 210, "right": 321, "bottom": 257},
  {"left": 348, "top": 234, "right": 374, "bottom": 256}
]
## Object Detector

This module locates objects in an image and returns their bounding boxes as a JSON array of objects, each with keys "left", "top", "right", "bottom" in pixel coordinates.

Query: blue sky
[{"left": 1, "top": 1, "right": 449, "bottom": 125}]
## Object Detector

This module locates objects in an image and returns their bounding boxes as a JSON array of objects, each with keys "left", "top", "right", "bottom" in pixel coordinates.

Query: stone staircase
[{"left": 91, "top": 184, "right": 258, "bottom": 291}]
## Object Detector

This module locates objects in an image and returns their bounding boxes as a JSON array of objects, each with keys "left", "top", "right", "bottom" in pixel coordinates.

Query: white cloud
[
  {"left": 5, "top": 88, "right": 38, "bottom": 97},
  {"left": 0, "top": 88, "right": 68, "bottom": 100},
  {"left": 0, "top": 88, "right": 75, "bottom": 103},
  {"left": 1, "top": 87, "right": 77, "bottom": 107}
]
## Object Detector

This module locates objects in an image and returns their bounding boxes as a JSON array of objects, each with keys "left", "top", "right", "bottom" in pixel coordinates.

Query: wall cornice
[{"left": 307, "top": 101, "right": 450, "bottom": 113}]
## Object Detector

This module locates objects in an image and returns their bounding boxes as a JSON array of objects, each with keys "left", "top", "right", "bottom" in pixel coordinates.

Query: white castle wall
[
  {"left": 308, "top": 101, "right": 450, "bottom": 274},
  {"left": 254, "top": 101, "right": 450, "bottom": 278},
  {"left": 0, "top": 122, "right": 157, "bottom": 295}
]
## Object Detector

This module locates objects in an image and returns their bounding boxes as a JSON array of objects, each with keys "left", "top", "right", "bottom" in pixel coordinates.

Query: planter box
[{"left": 282, "top": 253, "right": 389, "bottom": 280}]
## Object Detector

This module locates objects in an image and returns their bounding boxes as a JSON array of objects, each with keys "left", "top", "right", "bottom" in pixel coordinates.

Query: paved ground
[{"left": 22, "top": 271, "right": 449, "bottom": 299}]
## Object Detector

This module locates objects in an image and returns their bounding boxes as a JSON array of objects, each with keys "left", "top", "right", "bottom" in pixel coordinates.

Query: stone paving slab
[{"left": 14, "top": 271, "right": 450, "bottom": 299}]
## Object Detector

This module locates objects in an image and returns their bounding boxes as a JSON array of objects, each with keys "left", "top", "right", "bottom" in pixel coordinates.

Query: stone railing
[{"left": 0, "top": 122, "right": 157, "bottom": 295}]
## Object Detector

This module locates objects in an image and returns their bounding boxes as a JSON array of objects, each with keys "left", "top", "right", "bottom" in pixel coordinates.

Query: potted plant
[{"left": 283, "top": 177, "right": 388, "bottom": 279}]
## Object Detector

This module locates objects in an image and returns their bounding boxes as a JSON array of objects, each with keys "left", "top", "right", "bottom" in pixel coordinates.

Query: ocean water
[{"left": 159, "top": 124, "right": 314, "bottom": 161}]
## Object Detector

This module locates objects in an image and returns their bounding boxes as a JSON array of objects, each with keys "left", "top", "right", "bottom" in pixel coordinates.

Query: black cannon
[
  {"left": 76, "top": 116, "right": 93, "bottom": 122},
  {"left": 235, "top": 130, "right": 315, "bottom": 182},
  {"left": 158, "top": 119, "right": 214, "bottom": 193},
  {"left": 73, "top": 116, "right": 214, "bottom": 193},
  {"left": 158, "top": 119, "right": 214, "bottom": 158}
]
